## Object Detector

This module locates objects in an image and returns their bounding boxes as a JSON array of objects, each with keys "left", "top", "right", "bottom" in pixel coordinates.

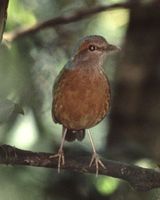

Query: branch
[
  {"left": 0, "top": 144, "right": 160, "bottom": 191},
  {"left": 3, "top": 2, "right": 133, "bottom": 42}
]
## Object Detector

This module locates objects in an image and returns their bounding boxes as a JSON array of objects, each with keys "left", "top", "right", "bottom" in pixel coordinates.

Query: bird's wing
[
  {"left": 52, "top": 61, "right": 72, "bottom": 123},
  {"left": 52, "top": 59, "right": 73, "bottom": 95}
]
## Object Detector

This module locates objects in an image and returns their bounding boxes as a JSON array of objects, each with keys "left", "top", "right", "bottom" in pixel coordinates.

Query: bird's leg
[
  {"left": 50, "top": 127, "right": 67, "bottom": 173},
  {"left": 87, "top": 129, "right": 106, "bottom": 176}
]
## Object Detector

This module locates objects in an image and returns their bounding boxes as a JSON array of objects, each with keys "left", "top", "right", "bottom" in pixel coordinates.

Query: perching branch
[
  {"left": 0, "top": 144, "right": 160, "bottom": 191},
  {"left": 3, "top": 2, "right": 133, "bottom": 42}
]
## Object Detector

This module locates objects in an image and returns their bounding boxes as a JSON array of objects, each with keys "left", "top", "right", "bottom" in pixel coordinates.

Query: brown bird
[{"left": 51, "top": 35, "right": 118, "bottom": 175}]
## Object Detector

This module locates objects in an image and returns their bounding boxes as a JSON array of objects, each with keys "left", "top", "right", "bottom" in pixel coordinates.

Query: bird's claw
[
  {"left": 89, "top": 153, "right": 106, "bottom": 176},
  {"left": 50, "top": 150, "right": 65, "bottom": 173}
]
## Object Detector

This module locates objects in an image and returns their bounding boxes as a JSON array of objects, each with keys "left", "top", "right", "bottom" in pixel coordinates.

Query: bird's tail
[{"left": 64, "top": 129, "right": 85, "bottom": 142}]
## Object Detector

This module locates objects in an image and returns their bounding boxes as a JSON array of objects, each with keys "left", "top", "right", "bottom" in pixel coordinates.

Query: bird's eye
[{"left": 88, "top": 45, "right": 96, "bottom": 51}]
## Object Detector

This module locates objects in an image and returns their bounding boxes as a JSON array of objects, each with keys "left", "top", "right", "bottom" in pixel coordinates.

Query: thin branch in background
[
  {"left": 0, "top": 0, "right": 9, "bottom": 43},
  {"left": 0, "top": 144, "right": 160, "bottom": 191},
  {"left": 3, "top": 2, "right": 134, "bottom": 42}
]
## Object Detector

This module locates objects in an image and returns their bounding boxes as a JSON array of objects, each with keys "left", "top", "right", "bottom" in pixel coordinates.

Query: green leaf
[
  {"left": 7, "top": 0, "right": 36, "bottom": 30},
  {"left": 96, "top": 176, "right": 119, "bottom": 195}
]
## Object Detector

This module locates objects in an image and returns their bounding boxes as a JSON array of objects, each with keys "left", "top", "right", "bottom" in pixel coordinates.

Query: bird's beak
[{"left": 107, "top": 44, "right": 121, "bottom": 52}]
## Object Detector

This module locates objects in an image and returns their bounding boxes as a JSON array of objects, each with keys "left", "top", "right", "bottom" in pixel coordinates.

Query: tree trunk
[{"left": 107, "top": 2, "right": 160, "bottom": 162}]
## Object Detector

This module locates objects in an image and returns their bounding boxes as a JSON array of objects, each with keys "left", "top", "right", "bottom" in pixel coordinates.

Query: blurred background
[{"left": 0, "top": 0, "right": 160, "bottom": 199}]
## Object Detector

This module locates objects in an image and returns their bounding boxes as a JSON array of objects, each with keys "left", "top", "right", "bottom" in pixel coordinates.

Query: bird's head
[{"left": 72, "top": 35, "right": 119, "bottom": 66}]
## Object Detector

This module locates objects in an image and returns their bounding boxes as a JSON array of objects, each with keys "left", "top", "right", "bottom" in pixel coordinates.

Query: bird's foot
[
  {"left": 50, "top": 150, "right": 65, "bottom": 173},
  {"left": 89, "top": 152, "right": 106, "bottom": 176}
]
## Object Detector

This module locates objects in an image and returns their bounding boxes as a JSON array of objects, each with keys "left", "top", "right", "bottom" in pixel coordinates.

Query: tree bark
[{"left": 0, "top": 0, "right": 9, "bottom": 42}]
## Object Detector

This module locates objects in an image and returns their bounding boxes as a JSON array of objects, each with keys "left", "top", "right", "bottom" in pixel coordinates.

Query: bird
[{"left": 51, "top": 35, "right": 118, "bottom": 175}]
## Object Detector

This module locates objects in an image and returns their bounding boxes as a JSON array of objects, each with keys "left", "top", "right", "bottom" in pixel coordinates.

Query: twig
[
  {"left": 0, "top": 144, "right": 160, "bottom": 191},
  {"left": 3, "top": 2, "right": 133, "bottom": 42}
]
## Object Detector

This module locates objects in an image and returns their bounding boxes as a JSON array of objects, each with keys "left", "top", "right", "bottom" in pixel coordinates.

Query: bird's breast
[{"left": 52, "top": 66, "right": 110, "bottom": 130}]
